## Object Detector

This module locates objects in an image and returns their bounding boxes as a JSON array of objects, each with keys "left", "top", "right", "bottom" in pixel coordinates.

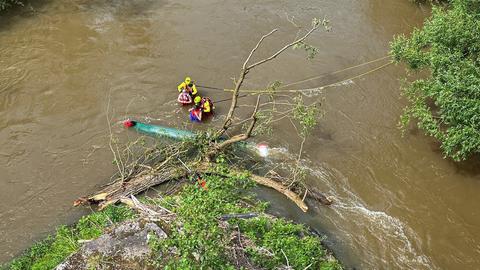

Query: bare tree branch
[
  {"left": 220, "top": 29, "right": 276, "bottom": 132},
  {"left": 245, "top": 95, "right": 261, "bottom": 136},
  {"left": 221, "top": 21, "right": 321, "bottom": 132},
  {"left": 212, "top": 19, "right": 325, "bottom": 165},
  {"left": 243, "top": 29, "right": 278, "bottom": 70},
  {"left": 246, "top": 24, "right": 320, "bottom": 70},
  {"left": 214, "top": 95, "right": 261, "bottom": 153}
]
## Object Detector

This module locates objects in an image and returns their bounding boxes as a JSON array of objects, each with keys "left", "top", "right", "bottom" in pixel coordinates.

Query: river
[{"left": 1, "top": 0, "right": 479, "bottom": 269}]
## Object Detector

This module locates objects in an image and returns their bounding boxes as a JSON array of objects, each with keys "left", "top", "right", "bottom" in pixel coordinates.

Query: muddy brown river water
[{"left": 1, "top": 0, "right": 480, "bottom": 269}]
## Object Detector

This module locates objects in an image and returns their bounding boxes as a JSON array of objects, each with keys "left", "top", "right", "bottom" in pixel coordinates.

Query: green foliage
[
  {"left": 3, "top": 239, "right": 53, "bottom": 270},
  {"left": 293, "top": 42, "right": 319, "bottom": 60},
  {"left": 148, "top": 165, "right": 341, "bottom": 269},
  {"left": 266, "top": 80, "right": 282, "bottom": 98},
  {"left": 186, "top": 131, "right": 211, "bottom": 157},
  {"left": 410, "top": 0, "right": 451, "bottom": 4},
  {"left": 5, "top": 205, "right": 134, "bottom": 270},
  {"left": 252, "top": 110, "right": 274, "bottom": 136},
  {"left": 292, "top": 17, "right": 330, "bottom": 60},
  {"left": 151, "top": 169, "right": 255, "bottom": 269},
  {"left": 235, "top": 216, "right": 341, "bottom": 270},
  {"left": 391, "top": 0, "right": 480, "bottom": 161},
  {"left": 6, "top": 166, "right": 341, "bottom": 270},
  {"left": 293, "top": 95, "right": 321, "bottom": 137}
]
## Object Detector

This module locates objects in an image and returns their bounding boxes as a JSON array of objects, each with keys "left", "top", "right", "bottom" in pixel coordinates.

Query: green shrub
[
  {"left": 236, "top": 217, "right": 341, "bottom": 270},
  {"left": 391, "top": 0, "right": 480, "bottom": 161},
  {"left": 149, "top": 165, "right": 341, "bottom": 269},
  {"left": 152, "top": 171, "right": 254, "bottom": 269}
]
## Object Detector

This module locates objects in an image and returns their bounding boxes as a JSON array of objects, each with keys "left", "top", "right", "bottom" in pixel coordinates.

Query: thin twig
[
  {"left": 105, "top": 88, "right": 125, "bottom": 181},
  {"left": 297, "top": 136, "right": 306, "bottom": 161},
  {"left": 247, "top": 24, "right": 320, "bottom": 70},
  {"left": 243, "top": 29, "right": 278, "bottom": 70},
  {"left": 281, "top": 249, "right": 290, "bottom": 268}
]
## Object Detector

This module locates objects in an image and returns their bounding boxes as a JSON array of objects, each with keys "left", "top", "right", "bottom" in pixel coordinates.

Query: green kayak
[
  {"left": 123, "top": 119, "right": 272, "bottom": 158},
  {"left": 123, "top": 120, "right": 195, "bottom": 140}
]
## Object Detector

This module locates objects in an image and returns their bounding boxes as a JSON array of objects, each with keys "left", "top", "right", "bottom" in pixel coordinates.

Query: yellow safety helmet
[
  {"left": 194, "top": 96, "right": 201, "bottom": 104},
  {"left": 185, "top": 77, "right": 192, "bottom": 84}
]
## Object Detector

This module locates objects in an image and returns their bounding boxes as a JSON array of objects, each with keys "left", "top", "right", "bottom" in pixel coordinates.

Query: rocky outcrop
[{"left": 55, "top": 220, "right": 166, "bottom": 270}]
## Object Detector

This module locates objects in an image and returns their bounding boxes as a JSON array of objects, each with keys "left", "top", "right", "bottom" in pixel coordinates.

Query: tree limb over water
[{"left": 75, "top": 18, "right": 333, "bottom": 212}]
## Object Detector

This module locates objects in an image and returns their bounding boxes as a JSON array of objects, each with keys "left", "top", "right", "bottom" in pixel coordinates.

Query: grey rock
[{"left": 56, "top": 219, "right": 166, "bottom": 270}]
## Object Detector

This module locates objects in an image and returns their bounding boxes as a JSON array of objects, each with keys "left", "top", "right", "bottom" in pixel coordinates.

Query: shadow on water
[
  {"left": 407, "top": 125, "right": 480, "bottom": 178},
  {"left": 0, "top": 0, "right": 51, "bottom": 31},
  {"left": 76, "top": 0, "right": 167, "bottom": 17},
  {"left": 422, "top": 132, "right": 480, "bottom": 178},
  {"left": 255, "top": 186, "right": 358, "bottom": 270},
  {"left": 452, "top": 155, "right": 480, "bottom": 178},
  {"left": 0, "top": 0, "right": 166, "bottom": 32}
]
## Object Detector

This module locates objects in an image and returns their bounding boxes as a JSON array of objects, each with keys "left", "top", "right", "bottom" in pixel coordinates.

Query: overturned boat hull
[
  {"left": 123, "top": 120, "right": 269, "bottom": 158},
  {"left": 123, "top": 120, "right": 195, "bottom": 140}
]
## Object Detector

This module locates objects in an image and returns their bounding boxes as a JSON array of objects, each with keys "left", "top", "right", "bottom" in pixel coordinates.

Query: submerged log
[
  {"left": 249, "top": 174, "right": 309, "bottom": 212},
  {"left": 308, "top": 187, "right": 334, "bottom": 205}
]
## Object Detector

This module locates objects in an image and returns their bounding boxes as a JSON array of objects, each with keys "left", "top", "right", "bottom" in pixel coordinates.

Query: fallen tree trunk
[
  {"left": 74, "top": 167, "right": 186, "bottom": 209},
  {"left": 249, "top": 174, "right": 309, "bottom": 212},
  {"left": 234, "top": 172, "right": 334, "bottom": 211},
  {"left": 75, "top": 161, "right": 332, "bottom": 213},
  {"left": 195, "top": 164, "right": 310, "bottom": 212},
  {"left": 120, "top": 195, "right": 176, "bottom": 223}
]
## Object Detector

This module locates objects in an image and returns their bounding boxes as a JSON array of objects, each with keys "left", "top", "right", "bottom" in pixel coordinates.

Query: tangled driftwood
[
  {"left": 74, "top": 166, "right": 185, "bottom": 209},
  {"left": 75, "top": 160, "right": 332, "bottom": 213}
]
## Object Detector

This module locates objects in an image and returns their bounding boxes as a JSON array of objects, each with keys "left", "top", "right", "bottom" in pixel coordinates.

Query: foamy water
[{"left": 255, "top": 144, "right": 437, "bottom": 269}]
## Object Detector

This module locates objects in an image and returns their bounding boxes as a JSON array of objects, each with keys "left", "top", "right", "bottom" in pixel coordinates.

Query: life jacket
[
  {"left": 201, "top": 97, "right": 214, "bottom": 113},
  {"left": 189, "top": 108, "right": 202, "bottom": 122}
]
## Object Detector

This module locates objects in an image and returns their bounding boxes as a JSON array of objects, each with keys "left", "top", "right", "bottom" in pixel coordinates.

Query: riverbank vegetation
[
  {"left": 3, "top": 167, "right": 341, "bottom": 269},
  {"left": 149, "top": 167, "right": 340, "bottom": 269},
  {"left": 391, "top": 0, "right": 480, "bottom": 161}
]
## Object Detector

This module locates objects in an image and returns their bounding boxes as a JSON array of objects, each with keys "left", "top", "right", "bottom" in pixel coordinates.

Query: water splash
[{"left": 300, "top": 79, "right": 354, "bottom": 97}]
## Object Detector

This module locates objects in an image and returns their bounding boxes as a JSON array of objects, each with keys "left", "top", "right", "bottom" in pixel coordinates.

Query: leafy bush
[
  {"left": 149, "top": 165, "right": 341, "bottom": 269},
  {"left": 152, "top": 169, "right": 255, "bottom": 269},
  {"left": 237, "top": 216, "right": 341, "bottom": 270},
  {"left": 391, "top": 0, "right": 480, "bottom": 161}
]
